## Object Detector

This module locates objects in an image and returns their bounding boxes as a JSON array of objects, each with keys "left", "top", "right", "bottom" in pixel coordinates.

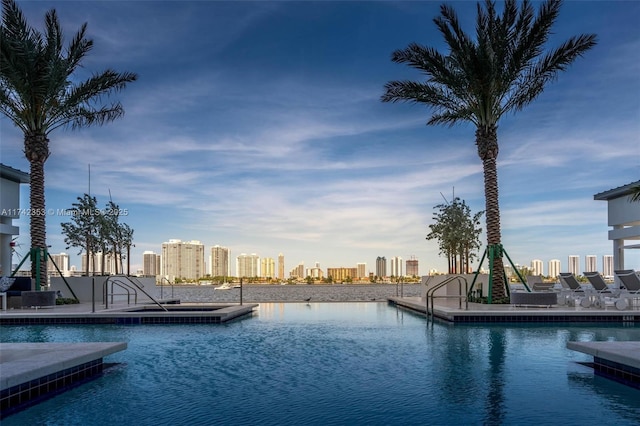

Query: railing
[
  {"left": 158, "top": 277, "right": 174, "bottom": 300},
  {"left": 103, "top": 275, "right": 167, "bottom": 311},
  {"left": 105, "top": 279, "right": 137, "bottom": 307},
  {"left": 425, "top": 275, "right": 468, "bottom": 318}
]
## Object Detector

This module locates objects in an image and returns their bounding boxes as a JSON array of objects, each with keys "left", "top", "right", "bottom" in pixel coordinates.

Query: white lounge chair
[
  {"left": 583, "top": 271, "right": 622, "bottom": 308},
  {"left": 614, "top": 269, "right": 640, "bottom": 310},
  {"left": 558, "top": 273, "right": 595, "bottom": 307}
]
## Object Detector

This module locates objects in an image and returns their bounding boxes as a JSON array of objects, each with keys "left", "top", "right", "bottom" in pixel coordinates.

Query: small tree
[
  {"left": 61, "top": 194, "right": 101, "bottom": 275},
  {"left": 427, "top": 197, "right": 483, "bottom": 274}
]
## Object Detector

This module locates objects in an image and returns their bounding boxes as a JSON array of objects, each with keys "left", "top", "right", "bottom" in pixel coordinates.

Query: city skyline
[{"left": 2, "top": 1, "right": 639, "bottom": 275}]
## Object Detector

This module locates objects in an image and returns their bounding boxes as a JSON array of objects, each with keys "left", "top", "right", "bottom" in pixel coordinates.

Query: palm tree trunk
[
  {"left": 25, "top": 133, "right": 50, "bottom": 286},
  {"left": 476, "top": 125, "right": 506, "bottom": 300}
]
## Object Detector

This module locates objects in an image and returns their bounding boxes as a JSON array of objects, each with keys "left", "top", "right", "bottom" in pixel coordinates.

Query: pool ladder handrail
[
  {"left": 158, "top": 276, "right": 174, "bottom": 300},
  {"left": 425, "top": 275, "right": 468, "bottom": 318},
  {"left": 104, "top": 275, "right": 168, "bottom": 311}
]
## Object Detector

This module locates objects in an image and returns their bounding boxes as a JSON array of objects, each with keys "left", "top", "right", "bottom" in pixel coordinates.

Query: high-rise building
[
  {"left": 530, "top": 259, "right": 543, "bottom": 276},
  {"left": 81, "top": 252, "right": 121, "bottom": 275},
  {"left": 210, "top": 245, "right": 230, "bottom": 277},
  {"left": 602, "top": 255, "right": 614, "bottom": 278},
  {"left": 261, "top": 257, "right": 275, "bottom": 279},
  {"left": 48, "top": 252, "right": 70, "bottom": 277},
  {"left": 289, "top": 262, "right": 304, "bottom": 279},
  {"left": 161, "top": 239, "right": 205, "bottom": 280},
  {"left": 548, "top": 259, "right": 561, "bottom": 278},
  {"left": 390, "top": 256, "right": 403, "bottom": 277},
  {"left": 143, "top": 251, "right": 159, "bottom": 276},
  {"left": 237, "top": 253, "right": 260, "bottom": 278},
  {"left": 356, "top": 263, "right": 367, "bottom": 279},
  {"left": 307, "top": 262, "right": 323, "bottom": 280},
  {"left": 406, "top": 257, "right": 419, "bottom": 276},
  {"left": 278, "top": 253, "right": 285, "bottom": 280},
  {"left": 584, "top": 255, "right": 597, "bottom": 273},
  {"left": 568, "top": 255, "right": 579, "bottom": 275},
  {"left": 327, "top": 267, "right": 358, "bottom": 282},
  {"left": 376, "top": 256, "right": 387, "bottom": 278}
]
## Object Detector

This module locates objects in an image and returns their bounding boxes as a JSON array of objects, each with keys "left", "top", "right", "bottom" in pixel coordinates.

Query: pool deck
[
  {"left": 0, "top": 342, "right": 127, "bottom": 418},
  {"left": 0, "top": 301, "right": 258, "bottom": 325},
  {"left": 388, "top": 296, "right": 640, "bottom": 323}
]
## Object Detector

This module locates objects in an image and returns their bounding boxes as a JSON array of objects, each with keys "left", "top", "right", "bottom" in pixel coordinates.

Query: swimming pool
[{"left": 2, "top": 303, "right": 639, "bottom": 425}]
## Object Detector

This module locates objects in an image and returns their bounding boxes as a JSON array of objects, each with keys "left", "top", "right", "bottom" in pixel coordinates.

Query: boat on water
[{"left": 214, "top": 283, "right": 232, "bottom": 290}]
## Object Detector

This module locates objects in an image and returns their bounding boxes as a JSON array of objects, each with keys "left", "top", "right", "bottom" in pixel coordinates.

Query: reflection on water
[{"left": 1, "top": 305, "right": 639, "bottom": 426}]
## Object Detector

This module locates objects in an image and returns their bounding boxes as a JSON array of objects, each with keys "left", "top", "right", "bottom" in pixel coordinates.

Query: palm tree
[
  {"left": 381, "top": 0, "right": 596, "bottom": 301},
  {"left": 0, "top": 0, "right": 137, "bottom": 285}
]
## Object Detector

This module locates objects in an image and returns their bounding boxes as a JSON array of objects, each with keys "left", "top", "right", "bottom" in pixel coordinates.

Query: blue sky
[{"left": 2, "top": 0, "right": 639, "bottom": 276}]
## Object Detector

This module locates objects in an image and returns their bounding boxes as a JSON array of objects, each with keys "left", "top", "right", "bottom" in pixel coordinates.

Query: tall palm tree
[
  {"left": 381, "top": 0, "right": 596, "bottom": 301},
  {"left": 0, "top": 0, "right": 137, "bottom": 285}
]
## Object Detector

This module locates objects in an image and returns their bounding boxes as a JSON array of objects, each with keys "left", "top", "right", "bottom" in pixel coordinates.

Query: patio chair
[
  {"left": 583, "top": 271, "right": 622, "bottom": 308},
  {"left": 558, "top": 273, "right": 594, "bottom": 307},
  {"left": 526, "top": 275, "right": 555, "bottom": 292},
  {"left": 614, "top": 270, "right": 640, "bottom": 310}
]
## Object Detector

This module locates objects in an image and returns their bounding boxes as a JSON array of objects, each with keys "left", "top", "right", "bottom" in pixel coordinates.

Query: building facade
[
  {"left": 278, "top": 253, "right": 285, "bottom": 280},
  {"left": 161, "top": 239, "right": 205, "bottom": 280},
  {"left": 237, "top": 253, "right": 260, "bottom": 278},
  {"left": 327, "top": 267, "right": 357, "bottom": 282},
  {"left": 48, "top": 252, "right": 70, "bottom": 277},
  {"left": 530, "top": 259, "right": 543, "bottom": 276},
  {"left": 584, "top": 255, "right": 597, "bottom": 273},
  {"left": 375, "top": 256, "right": 387, "bottom": 278},
  {"left": 406, "top": 258, "right": 419, "bottom": 276},
  {"left": 390, "top": 256, "right": 403, "bottom": 277},
  {"left": 602, "top": 255, "right": 614, "bottom": 278},
  {"left": 356, "top": 263, "right": 367, "bottom": 279},
  {"left": 548, "top": 259, "right": 561, "bottom": 278},
  {"left": 261, "top": 257, "right": 275, "bottom": 279},
  {"left": 567, "top": 255, "right": 580, "bottom": 275},
  {"left": 143, "top": 251, "right": 159, "bottom": 276},
  {"left": 210, "top": 245, "right": 230, "bottom": 277}
]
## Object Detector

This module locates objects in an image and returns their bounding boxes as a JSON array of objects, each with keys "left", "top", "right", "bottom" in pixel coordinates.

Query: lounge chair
[
  {"left": 614, "top": 270, "right": 640, "bottom": 310},
  {"left": 583, "top": 272, "right": 618, "bottom": 295},
  {"left": 558, "top": 273, "right": 594, "bottom": 307},
  {"left": 583, "top": 271, "right": 623, "bottom": 308},
  {"left": 526, "top": 275, "right": 555, "bottom": 292}
]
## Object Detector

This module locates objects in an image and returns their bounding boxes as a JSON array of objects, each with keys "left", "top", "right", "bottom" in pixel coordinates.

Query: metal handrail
[
  {"left": 104, "top": 279, "right": 136, "bottom": 308},
  {"left": 104, "top": 275, "right": 168, "bottom": 311},
  {"left": 426, "top": 275, "right": 468, "bottom": 317},
  {"left": 158, "top": 277, "right": 174, "bottom": 299}
]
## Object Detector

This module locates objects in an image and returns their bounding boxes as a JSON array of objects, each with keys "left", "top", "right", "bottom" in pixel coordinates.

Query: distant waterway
[{"left": 154, "top": 283, "right": 422, "bottom": 303}]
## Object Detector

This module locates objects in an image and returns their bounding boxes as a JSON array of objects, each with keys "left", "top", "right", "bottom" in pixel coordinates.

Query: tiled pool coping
[
  {"left": 0, "top": 303, "right": 258, "bottom": 325},
  {"left": 567, "top": 341, "right": 640, "bottom": 390},
  {"left": 389, "top": 297, "right": 640, "bottom": 324},
  {"left": 0, "top": 342, "right": 126, "bottom": 419}
]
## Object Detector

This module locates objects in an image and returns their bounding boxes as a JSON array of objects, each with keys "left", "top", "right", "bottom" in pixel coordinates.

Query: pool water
[{"left": 2, "top": 303, "right": 639, "bottom": 425}]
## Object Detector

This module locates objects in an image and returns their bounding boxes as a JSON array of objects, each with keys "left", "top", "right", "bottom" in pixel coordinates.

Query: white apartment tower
[
  {"left": 261, "top": 257, "right": 275, "bottom": 279},
  {"left": 602, "top": 255, "right": 614, "bottom": 278},
  {"left": 48, "top": 252, "right": 70, "bottom": 277},
  {"left": 143, "top": 251, "right": 159, "bottom": 276},
  {"left": 548, "top": 259, "right": 561, "bottom": 279},
  {"left": 210, "top": 245, "right": 230, "bottom": 277},
  {"left": 236, "top": 253, "right": 259, "bottom": 278},
  {"left": 161, "top": 239, "right": 205, "bottom": 280},
  {"left": 530, "top": 259, "right": 543, "bottom": 276},
  {"left": 391, "top": 256, "right": 403, "bottom": 277},
  {"left": 584, "top": 255, "right": 597, "bottom": 273},
  {"left": 567, "top": 255, "right": 580, "bottom": 275},
  {"left": 357, "top": 263, "right": 367, "bottom": 279}
]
